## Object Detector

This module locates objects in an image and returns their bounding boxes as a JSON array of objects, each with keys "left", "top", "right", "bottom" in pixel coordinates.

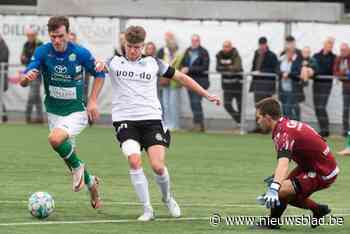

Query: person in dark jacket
[
  {"left": 250, "top": 37, "right": 279, "bottom": 103},
  {"left": 114, "top": 31, "right": 126, "bottom": 56},
  {"left": 312, "top": 37, "right": 336, "bottom": 137},
  {"left": 249, "top": 37, "right": 279, "bottom": 133},
  {"left": 180, "top": 34, "right": 210, "bottom": 132},
  {"left": 216, "top": 40, "right": 243, "bottom": 125},
  {"left": 21, "top": 26, "right": 44, "bottom": 123},
  {"left": 0, "top": 34, "right": 9, "bottom": 122}
]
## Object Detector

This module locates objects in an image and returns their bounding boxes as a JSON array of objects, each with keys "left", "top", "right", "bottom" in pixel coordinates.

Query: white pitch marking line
[
  {"left": 0, "top": 217, "right": 208, "bottom": 226},
  {"left": 1, "top": 214, "right": 350, "bottom": 227},
  {"left": 1, "top": 200, "right": 350, "bottom": 210}
]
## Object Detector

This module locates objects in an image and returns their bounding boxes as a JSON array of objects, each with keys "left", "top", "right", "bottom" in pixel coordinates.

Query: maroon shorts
[{"left": 287, "top": 167, "right": 338, "bottom": 199}]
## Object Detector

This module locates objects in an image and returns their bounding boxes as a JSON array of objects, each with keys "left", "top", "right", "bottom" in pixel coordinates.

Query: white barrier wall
[
  {"left": 1, "top": 15, "right": 349, "bottom": 125},
  {"left": 0, "top": 15, "right": 119, "bottom": 113},
  {"left": 292, "top": 23, "right": 350, "bottom": 124}
]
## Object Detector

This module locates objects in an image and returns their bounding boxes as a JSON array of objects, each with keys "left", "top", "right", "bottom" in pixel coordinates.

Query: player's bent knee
[
  {"left": 48, "top": 134, "right": 64, "bottom": 148},
  {"left": 152, "top": 165, "right": 164, "bottom": 175},
  {"left": 122, "top": 139, "right": 141, "bottom": 157},
  {"left": 128, "top": 155, "right": 142, "bottom": 169}
]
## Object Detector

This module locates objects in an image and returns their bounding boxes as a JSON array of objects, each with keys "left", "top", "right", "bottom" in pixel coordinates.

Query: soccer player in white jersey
[{"left": 97, "top": 25, "right": 220, "bottom": 221}]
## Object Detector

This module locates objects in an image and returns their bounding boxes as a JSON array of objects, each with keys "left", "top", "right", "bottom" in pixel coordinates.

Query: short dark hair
[
  {"left": 47, "top": 16, "right": 70, "bottom": 33},
  {"left": 255, "top": 97, "right": 281, "bottom": 120},
  {"left": 125, "top": 26, "right": 146, "bottom": 44},
  {"left": 286, "top": 35, "right": 295, "bottom": 42},
  {"left": 258, "top": 36, "right": 267, "bottom": 45}
]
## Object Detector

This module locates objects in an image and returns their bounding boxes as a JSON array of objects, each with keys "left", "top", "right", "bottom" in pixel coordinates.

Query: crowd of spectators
[{"left": 1, "top": 29, "right": 350, "bottom": 138}]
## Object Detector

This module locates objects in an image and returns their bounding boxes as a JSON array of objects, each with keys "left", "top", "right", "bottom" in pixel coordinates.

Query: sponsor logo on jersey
[
  {"left": 52, "top": 65, "right": 72, "bottom": 81},
  {"left": 76, "top": 65, "right": 82, "bottom": 73},
  {"left": 54, "top": 65, "right": 67, "bottom": 74},
  {"left": 115, "top": 69, "right": 152, "bottom": 81},
  {"left": 69, "top": 53, "right": 77, "bottom": 62}
]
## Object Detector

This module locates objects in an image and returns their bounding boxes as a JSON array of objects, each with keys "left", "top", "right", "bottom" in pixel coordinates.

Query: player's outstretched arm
[
  {"left": 87, "top": 77, "right": 104, "bottom": 123},
  {"left": 263, "top": 158, "right": 289, "bottom": 208},
  {"left": 19, "top": 69, "right": 39, "bottom": 87},
  {"left": 172, "top": 70, "right": 221, "bottom": 106}
]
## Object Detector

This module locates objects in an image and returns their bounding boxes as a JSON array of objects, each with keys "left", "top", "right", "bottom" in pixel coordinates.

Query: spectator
[
  {"left": 300, "top": 46, "right": 317, "bottom": 82},
  {"left": 21, "top": 26, "right": 44, "bottom": 124},
  {"left": 250, "top": 36, "right": 279, "bottom": 103},
  {"left": 278, "top": 47, "right": 303, "bottom": 120},
  {"left": 280, "top": 35, "right": 302, "bottom": 57},
  {"left": 68, "top": 32, "right": 78, "bottom": 43},
  {"left": 157, "top": 32, "right": 183, "bottom": 130},
  {"left": 114, "top": 32, "right": 126, "bottom": 56},
  {"left": 333, "top": 42, "right": 350, "bottom": 137},
  {"left": 312, "top": 37, "right": 336, "bottom": 137},
  {"left": 144, "top": 41, "right": 163, "bottom": 109},
  {"left": 180, "top": 34, "right": 210, "bottom": 132},
  {"left": 249, "top": 36, "right": 279, "bottom": 133},
  {"left": 0, "top": 34, "right": 9, "bottom": 123},
  {"left": 144, "top": 41, "right": 157, "bottom": 57},
  {"left": 216, "top": 40, "right": 243, "bottom": 126}
]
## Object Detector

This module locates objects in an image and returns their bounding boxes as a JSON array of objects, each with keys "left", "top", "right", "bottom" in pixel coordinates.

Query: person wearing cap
[
  {"left": 249, "top": 36, "right": 279, "bottom": 133},
  {"left": 21, "top": 25, "right": 44, "bottom": 124},
  {"left": 280, "top": 35, "right": 302, "bottom": 57},
  {"left": 250, "top": 37, "right": 279, "bottom": 103}
]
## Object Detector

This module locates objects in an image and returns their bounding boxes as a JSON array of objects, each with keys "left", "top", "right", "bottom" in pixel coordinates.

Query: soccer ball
[{"left": 28, "top": 192, "right": 55, "bottom": 219}]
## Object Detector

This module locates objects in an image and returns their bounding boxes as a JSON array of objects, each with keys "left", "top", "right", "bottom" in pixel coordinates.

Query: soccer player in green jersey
[{"left": 20, "top": 16, "right": 105, "bottom": 209}]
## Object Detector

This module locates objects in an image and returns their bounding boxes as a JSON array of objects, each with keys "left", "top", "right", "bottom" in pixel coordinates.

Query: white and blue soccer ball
[{"left": 28, "top": 192, "right": 55, "bottom": 219}]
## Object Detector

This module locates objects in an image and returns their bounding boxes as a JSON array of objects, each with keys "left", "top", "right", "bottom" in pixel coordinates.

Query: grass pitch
[{"left": 0, "top": 124, "right": 349, "bottom": 233}]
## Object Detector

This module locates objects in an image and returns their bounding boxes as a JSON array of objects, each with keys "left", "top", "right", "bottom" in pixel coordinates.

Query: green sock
[
  {"left": 347, "top": 132, "right": 350, "bottom": 148},
  {"left": 54, "top": 140, "right": 81, "bottom": 169},
  {"left": 84, "top": 169, "right": 93, "bottom": 188}
]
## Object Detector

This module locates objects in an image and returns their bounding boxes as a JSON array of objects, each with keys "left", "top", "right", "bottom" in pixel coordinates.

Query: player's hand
[
  {"left": 181, "top": 67, "right": 189, "bottom": 74},
  {"left": 24, "top": 69, "right": 39, "bottom": 81},
  {"left": 87, "top": 99, "right": 100, "bottom": 123},
  {"left": 251, "top": 70, "right": 261, "bottom": 76},
  {"left": 20, "top": 69, "right": 39, "bottom": 87},
  {"left": 263, "top": 182, "right": 280, "bottom": 208},
  {"left": 206, "top": 94, "right": 221, "bottom": 106},
  {"left": 95, "top": 60, "right": 107, "bottom": 72}
]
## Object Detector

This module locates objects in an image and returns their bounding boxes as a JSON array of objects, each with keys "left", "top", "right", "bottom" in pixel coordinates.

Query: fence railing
[{"left": 0, "top": 62, "right": 347, "bottom": 135}]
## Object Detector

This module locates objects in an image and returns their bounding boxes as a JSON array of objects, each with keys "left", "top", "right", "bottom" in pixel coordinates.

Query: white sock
[
  {"left": 155, "top": 167, "right": 171, "bottom": 202},
  {"left": 129, "top": 168, "right": 152, "bottom": 211}
]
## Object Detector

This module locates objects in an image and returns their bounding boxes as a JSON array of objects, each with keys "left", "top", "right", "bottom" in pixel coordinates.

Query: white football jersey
[{"left": 108, "top": 55, "right": 175, "bottom": 122}]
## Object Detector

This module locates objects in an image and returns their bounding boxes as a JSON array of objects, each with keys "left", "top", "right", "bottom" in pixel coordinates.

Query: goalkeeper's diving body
[
  {"left": 20, "top": 16, "right": 105, "bottom": 209},
  {"left": 255, "top": 97, "right": 339, "bottom": 229},
  {"left": 96, "top": 25, "right": 221, "bottom": 221}
]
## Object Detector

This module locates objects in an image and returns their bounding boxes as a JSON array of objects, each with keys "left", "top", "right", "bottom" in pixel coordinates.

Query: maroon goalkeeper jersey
[{"left": 272, "top": 117, "right": 337, "bottom": 177}]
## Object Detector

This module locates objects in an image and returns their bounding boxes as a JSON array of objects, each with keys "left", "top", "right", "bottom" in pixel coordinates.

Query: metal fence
[{"left": 0, "top": 62, "right": 347, "bottom": 135}]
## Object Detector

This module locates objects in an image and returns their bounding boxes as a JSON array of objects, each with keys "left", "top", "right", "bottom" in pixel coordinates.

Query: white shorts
[{"left": 48, "top": 111, "right": 88, "bottom": 146}]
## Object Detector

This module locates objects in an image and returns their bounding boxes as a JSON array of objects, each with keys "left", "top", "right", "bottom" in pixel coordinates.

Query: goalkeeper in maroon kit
[{"left": 255, "top": 97, "right": 339, "bottom": 229}]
